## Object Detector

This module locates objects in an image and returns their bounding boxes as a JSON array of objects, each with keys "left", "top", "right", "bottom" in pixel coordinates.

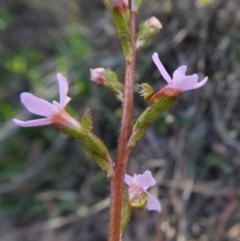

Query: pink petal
[
  {"left": 152, "top": 52, "right": 172, "bottom": 84},
  {"left": 21, "top": 93, "right": 58, "bottom": 117},
  {"left": 173, "top": 66, "right": 187, "bottom": 79},
  {"left": 52, "top": 100, "right": 63, "bottom": 110},
  {"left": 64, "top": 96, "right": 71, "bottom": 106},
  {"left": 193, "top": 76, "right": 208, "bottom": 89},
  {"left": 124, "top": 173, "right": 134, "bottom": 186},
  {"left": 146, "top": 193, "right": 161, "bottom": 212},
  {"left": 173, "top": 74, "right": 199, "bottom": 91},
  {"left": 13, "top": 118, "right": 53, "bottom": 127},
  {"left": 135, "top": 170, "right": 156, "bottom": 189},
  {"left": 57, "top": 73, "right": 71, "bottom": 106}
]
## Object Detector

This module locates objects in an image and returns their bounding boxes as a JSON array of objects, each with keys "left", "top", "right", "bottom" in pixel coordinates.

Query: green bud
[
  {"left": 136, "top": 17, "right": 162, "bottom": 50},
  {"left": 128, "top": 94, "right": 177, "bottom": 149}
]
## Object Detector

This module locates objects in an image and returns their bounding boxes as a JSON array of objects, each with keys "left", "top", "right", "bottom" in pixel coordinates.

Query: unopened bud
[
  {"left": 90, "top": 68, "right": 106, "bottom": 85},
  {"left": 109, "top": 0, "right": 129, "bottom": 10},
  {"left": 136, "top": 17, "right": 163, "bottom": 49},
  {"left": 146, "top": 17, "right": 162, "bottom": 30},
  {"left": 90, "top": 67, "right": 124, "bottom": 101}
]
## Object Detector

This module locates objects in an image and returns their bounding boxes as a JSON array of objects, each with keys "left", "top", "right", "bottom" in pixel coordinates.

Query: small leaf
[
  {"left": 80, "top": 108, "right": 93, "bottom": 132},
  {"left": 121, "top": 188, "right": 132, "bottom": 234}
]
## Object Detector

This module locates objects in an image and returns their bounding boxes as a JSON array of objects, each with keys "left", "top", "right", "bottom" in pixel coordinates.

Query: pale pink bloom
[
  {"left": 152, "top": 52, "right": 208, "bottom": 93},
  {"left": 90, "top": 68, "right": 106, "bottom": 85},
  {"left": 124, "top": 170, "right": 161, "bottom": 212},
  {"left": 13, "top": 73, "right": 80, "bottom": 128}
]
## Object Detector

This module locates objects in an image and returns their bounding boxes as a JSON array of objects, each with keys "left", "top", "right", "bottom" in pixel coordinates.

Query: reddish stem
[{"left": 108, "top": 12, "right": 136, "bottom": 241}]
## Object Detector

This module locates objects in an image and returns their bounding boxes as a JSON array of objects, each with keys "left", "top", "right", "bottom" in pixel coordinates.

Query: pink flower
[
  {"left": 124, "top": 170, "right": 161, "bottom": 212},
  {"left": 13, "top": 73, "right": 80, "bottom": 128},
  {"left": 151, "top": 52, "right": 208, "bottom": 98}
]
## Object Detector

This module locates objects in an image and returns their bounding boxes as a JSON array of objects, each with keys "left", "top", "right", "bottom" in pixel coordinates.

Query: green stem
[{"left": 108, "top": 11, "right": 136, "bottom": 241}]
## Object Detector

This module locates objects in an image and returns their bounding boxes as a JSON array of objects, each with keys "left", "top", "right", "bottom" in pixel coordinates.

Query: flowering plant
[{"left": 13, "top": 1, "right": 208, "bottom": 240}]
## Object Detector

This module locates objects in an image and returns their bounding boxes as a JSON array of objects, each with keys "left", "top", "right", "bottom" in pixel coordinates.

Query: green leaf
[
  {"left": 128, "top": 95, "right": 177, "bottom": 149},
  {"left": 80, "top": 108, "right": 93, "bottom": 132},
  {"left": 120, "top": 188, "right": 132, "bottom": 234}
]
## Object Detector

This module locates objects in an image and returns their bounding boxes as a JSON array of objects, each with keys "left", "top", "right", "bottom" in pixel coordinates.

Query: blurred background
[{"left": 1, "top": 0, "right": 240, "bottom": 240}]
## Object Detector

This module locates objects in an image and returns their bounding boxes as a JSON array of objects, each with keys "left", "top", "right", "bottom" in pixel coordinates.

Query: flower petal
[
  {"left": 13, "top": 118, "right": 53, "bottom": 127},
  {"left": 146, "top": 193, "right": 161, "bottom": 212},
  {"left": 173, "top": 66, "right": 187, "bottom": 79},
  {"left": 135, "top": 170, "right": 156, "bottom": 189},
  {"left": 152, "top": 52, "right": 172, "bottom": 84},
  {"left": 173, "top": 73, "right": 199, "bottom": 92},
  {"left": 193, "top": 76, "right": 208, "bottom": 89},
  {"left": 21, "top": 93, "right": 58, "bottom": 117},
  {"left": 64, "top": 96, "right": 71, "bottom": 106},
  {"left": 124, "top": 173, "right": 134, "bottom": 186},
  {"left": 57, "top": 73, "right": 71, "bottom": 106}
]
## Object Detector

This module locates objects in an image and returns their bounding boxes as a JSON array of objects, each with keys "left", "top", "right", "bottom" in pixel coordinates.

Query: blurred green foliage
[
  {"left": 200, "top": 152, "right": 232, "bottom": 174},
  {"left": 0, "top": 8, "right": 14, "bottom": 30},
  {"left": 0, "top": 1, "right": 96, "bottom": 221}
]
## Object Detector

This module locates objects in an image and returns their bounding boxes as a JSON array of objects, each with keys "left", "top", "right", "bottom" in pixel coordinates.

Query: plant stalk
[{"left": 108, "top": 11, "right": 136, "bottom": 241}]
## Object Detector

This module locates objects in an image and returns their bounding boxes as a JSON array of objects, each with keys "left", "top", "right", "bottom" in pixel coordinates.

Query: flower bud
[
  {"left": 90, "top": 67, "right": 124, "bottom": 102},
  {"left": 136, "top": 17, "right": 163, "bottom": 49},
  {"left": 90, "top": 68, "right": 106, "bottom": 85},
  {"left": 146, "top": 17, "right": 162, "bottom": 31},
  {"left": 109, "top": 0, "right": 129, "bottom": 11}
]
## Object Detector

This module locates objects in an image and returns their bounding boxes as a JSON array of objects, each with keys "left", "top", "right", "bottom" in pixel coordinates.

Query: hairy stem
[{"left": 108, "top": 11, "right": 136, "bottom": 241}]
